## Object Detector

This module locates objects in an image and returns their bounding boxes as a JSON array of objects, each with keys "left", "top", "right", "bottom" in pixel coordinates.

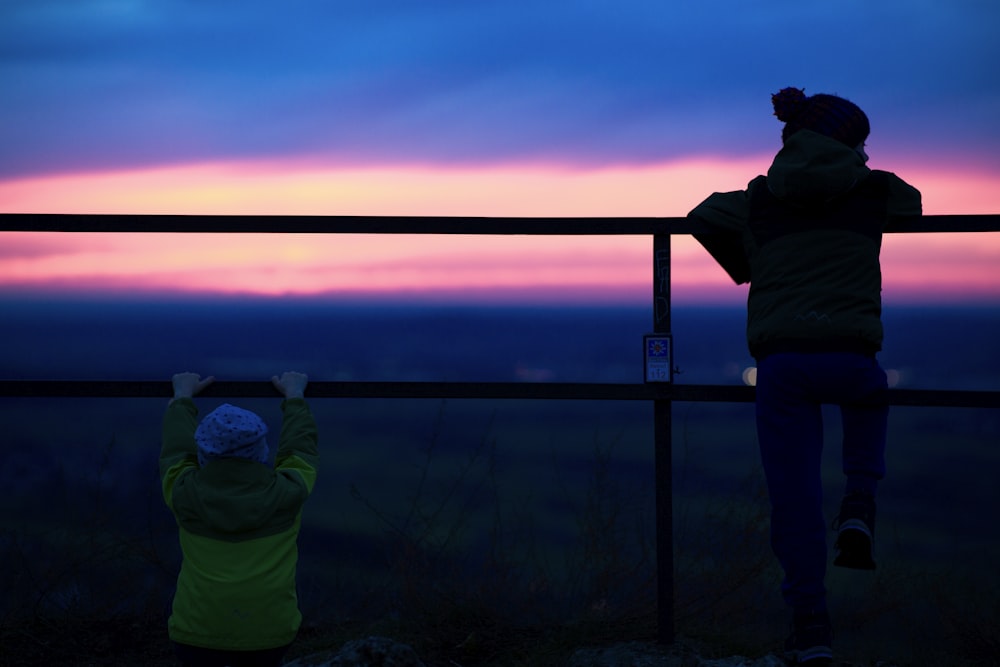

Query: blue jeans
[{"left": 755, "top": 352, "right": 888, "bottom": 612}]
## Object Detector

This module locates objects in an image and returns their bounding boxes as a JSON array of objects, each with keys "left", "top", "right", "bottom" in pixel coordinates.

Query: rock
[
  {"left": 283, "top": 654, "right": 337, "bottom": 667},
  {"left": 568, "top": 641, "right": 683, "bottom": 667},
  {"left": 284, "top": 636, "right": 425, "bottom": 667},
  {"left": 330, "top": 636, "right": 426, "bottom": 667},
  {"left": 568, "top": 641, "right": 785, "bottom": 667},
  {"left": 697, "top": 655, "right": 785, "bottom": 667}
]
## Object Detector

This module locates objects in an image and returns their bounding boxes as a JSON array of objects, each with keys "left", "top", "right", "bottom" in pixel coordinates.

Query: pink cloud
[{"left": 1, "top": 158, "right": 997, "bottom": 303}]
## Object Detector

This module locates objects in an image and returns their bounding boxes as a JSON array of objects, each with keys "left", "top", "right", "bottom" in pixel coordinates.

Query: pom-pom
[{"left": 772, "top": 87, "right": 806, "bottom": 121}]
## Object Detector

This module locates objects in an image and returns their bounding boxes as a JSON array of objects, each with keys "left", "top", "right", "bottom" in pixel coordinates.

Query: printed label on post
[{"left": 644, "top": 334, "right": 672, "bottom": 383}]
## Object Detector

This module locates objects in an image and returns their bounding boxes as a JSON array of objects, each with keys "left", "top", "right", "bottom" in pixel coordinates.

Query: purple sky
[
  {"left": 2, "top": 2, "right": 998, "bottom": 305},
  {"left": 3, "top": 1, "right": 999, "bottom": 178}
]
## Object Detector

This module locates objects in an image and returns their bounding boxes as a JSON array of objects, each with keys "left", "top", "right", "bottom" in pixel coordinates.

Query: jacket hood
[
  {"left": 189, "top": 459, "right": 289, "bottom": 534},
  {"left": 766, "top": 129, "right": 871, "bottom": 204}
]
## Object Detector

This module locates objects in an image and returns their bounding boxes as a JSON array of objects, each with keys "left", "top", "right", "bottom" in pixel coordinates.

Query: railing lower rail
[{"left": 2, "top": 380, "right": 999, "bottom": 408}]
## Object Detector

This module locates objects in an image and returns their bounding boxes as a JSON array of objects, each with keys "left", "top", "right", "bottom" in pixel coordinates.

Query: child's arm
[
  {"left": 160, "top": 398, "right": 199, "bottom": 507},
  {"left": 688, "top": 186, "right": 754, "bottom": 285},
  {"left": 274, "top": 399, "right": 320, "bottom": 495},
  {"left": 272, "top": 372, "right": 319, "bottom": 495},
  {"left": 884, "top": 172, "right": 922, "bottom": 219},
  {"left": 160, "top": 373, "right": 215, "bottom": 506}
]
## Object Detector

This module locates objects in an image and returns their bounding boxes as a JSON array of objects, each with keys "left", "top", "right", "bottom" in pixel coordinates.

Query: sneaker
[
  {"left": 784, "top": 610, "right": 833, "bottom": 665},
  {"left": 833, "top": 492, "right": 877, "bottom": 570}
]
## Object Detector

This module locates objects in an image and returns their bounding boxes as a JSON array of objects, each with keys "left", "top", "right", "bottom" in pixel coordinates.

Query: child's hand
[
  {"left": 272, "top": 371, "right": 308, "bottom": 399},
  {"left": 171, "top": 372, "right": 215, "bottom": 400}
]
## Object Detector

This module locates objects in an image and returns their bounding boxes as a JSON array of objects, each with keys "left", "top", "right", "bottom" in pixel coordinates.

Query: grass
[{"left": 1, "top": 401, "right": 998, "bottom": 666}]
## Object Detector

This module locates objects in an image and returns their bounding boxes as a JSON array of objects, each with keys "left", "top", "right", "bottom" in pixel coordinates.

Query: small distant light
[
  {"left": 886, "top": 369, "right": 901, "bottom": 388},
  {"left": 742, "top": 366, "right": 757, "bottom": 386}
]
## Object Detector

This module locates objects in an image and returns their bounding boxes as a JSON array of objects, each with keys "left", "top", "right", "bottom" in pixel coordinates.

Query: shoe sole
[{"left": 834, "top": 526, "right": 876, "bottom": 570}]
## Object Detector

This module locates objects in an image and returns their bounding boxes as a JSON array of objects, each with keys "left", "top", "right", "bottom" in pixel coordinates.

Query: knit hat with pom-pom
[{"left": 772, "top": 87, "right": 870, "bottom": 149}]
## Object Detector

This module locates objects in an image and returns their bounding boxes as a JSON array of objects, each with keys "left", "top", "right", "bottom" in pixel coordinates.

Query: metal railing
[{"left": 2, "top": 211, "right": 999, "bottom": 644}]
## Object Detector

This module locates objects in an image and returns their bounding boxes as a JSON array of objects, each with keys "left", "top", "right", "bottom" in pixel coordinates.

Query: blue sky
[
  {"left": 3, "top": 0, "right": 999, "bottom": 178},
  {"left": 2, "top": 1, "right": 998, "bottom": 304}
]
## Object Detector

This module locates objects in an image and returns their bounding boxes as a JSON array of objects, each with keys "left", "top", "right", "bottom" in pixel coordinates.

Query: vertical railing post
[{"left": 653, "top": 232, "right": 674, "bottom": 643}]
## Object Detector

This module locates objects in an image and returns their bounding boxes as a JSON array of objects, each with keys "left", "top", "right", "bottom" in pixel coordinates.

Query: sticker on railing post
[{"left": 644, "top": 334, "right": 673, "bottom": 383}]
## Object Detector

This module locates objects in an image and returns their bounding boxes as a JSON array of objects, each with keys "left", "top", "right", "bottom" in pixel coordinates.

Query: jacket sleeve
[
  {"left": 883, "top": 171, "right": 922, "bottom": 219},
  {"left": 160, "top": 398, "right": 200, "bottom": 508},
  {"left": 274, "top": 398, "right": 319, "bottom": 496},
  {"left": 687, "top": 183, "right": 755, "bottom": 285}
]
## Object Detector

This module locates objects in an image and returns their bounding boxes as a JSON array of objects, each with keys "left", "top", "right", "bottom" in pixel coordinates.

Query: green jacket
[
  {"left": 160, "top": 398, "right": 319, "bottom": 650},
  {"left": 688, "top": 130, "right": 922, "bottom": 358}
]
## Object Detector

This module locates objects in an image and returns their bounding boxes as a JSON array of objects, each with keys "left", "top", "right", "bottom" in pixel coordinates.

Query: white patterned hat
[{"left": 195, "top": 403, "right": 270, "bottom": 467}]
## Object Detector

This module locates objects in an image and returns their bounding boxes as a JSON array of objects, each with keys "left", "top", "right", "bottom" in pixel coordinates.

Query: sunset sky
[{"left": 2, "top": 1, "right": 998, "bottom": 304}]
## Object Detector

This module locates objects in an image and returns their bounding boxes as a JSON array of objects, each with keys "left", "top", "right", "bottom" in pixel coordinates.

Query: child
[
  {"left": 687, "top": 88, "right": 921, "bottom": 665},
  {"left": 160, "top": 371, "right": 319, "bottom": 667}
]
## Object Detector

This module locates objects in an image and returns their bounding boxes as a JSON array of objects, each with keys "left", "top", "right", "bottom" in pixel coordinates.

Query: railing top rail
[{"left": 2, "top": 213, "right": 999, "bottom": 234}]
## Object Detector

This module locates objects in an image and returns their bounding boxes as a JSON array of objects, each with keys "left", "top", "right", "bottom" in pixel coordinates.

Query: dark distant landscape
[
  {"left": 1, "top": 296, "right": 998, "bottom": 665},
  {"left": 3, "top": 295, "right": 999, "bottom": 387}
]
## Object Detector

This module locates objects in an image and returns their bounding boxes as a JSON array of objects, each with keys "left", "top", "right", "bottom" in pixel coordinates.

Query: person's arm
[
  {"left": 688, "top": 184, "right": 755, "bottom": 285},
  {"left": 272, "top": 372, "right": 319, "bottom": 495},
  {"left": 160, "top": 372, "right": 214, "bottom": 506},
  {"left": 884, "top": 172, "right": 922, "bottom": 219}
]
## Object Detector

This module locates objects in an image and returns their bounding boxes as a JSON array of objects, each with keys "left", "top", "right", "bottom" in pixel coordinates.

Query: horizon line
[{"left": 2, "top": 285, "right": 997, "bottom": 308}]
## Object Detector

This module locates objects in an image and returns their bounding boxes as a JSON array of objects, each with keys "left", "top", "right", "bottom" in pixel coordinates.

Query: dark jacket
[{"left": 688, "top": 130, "right": 922, "bottom": 359}]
